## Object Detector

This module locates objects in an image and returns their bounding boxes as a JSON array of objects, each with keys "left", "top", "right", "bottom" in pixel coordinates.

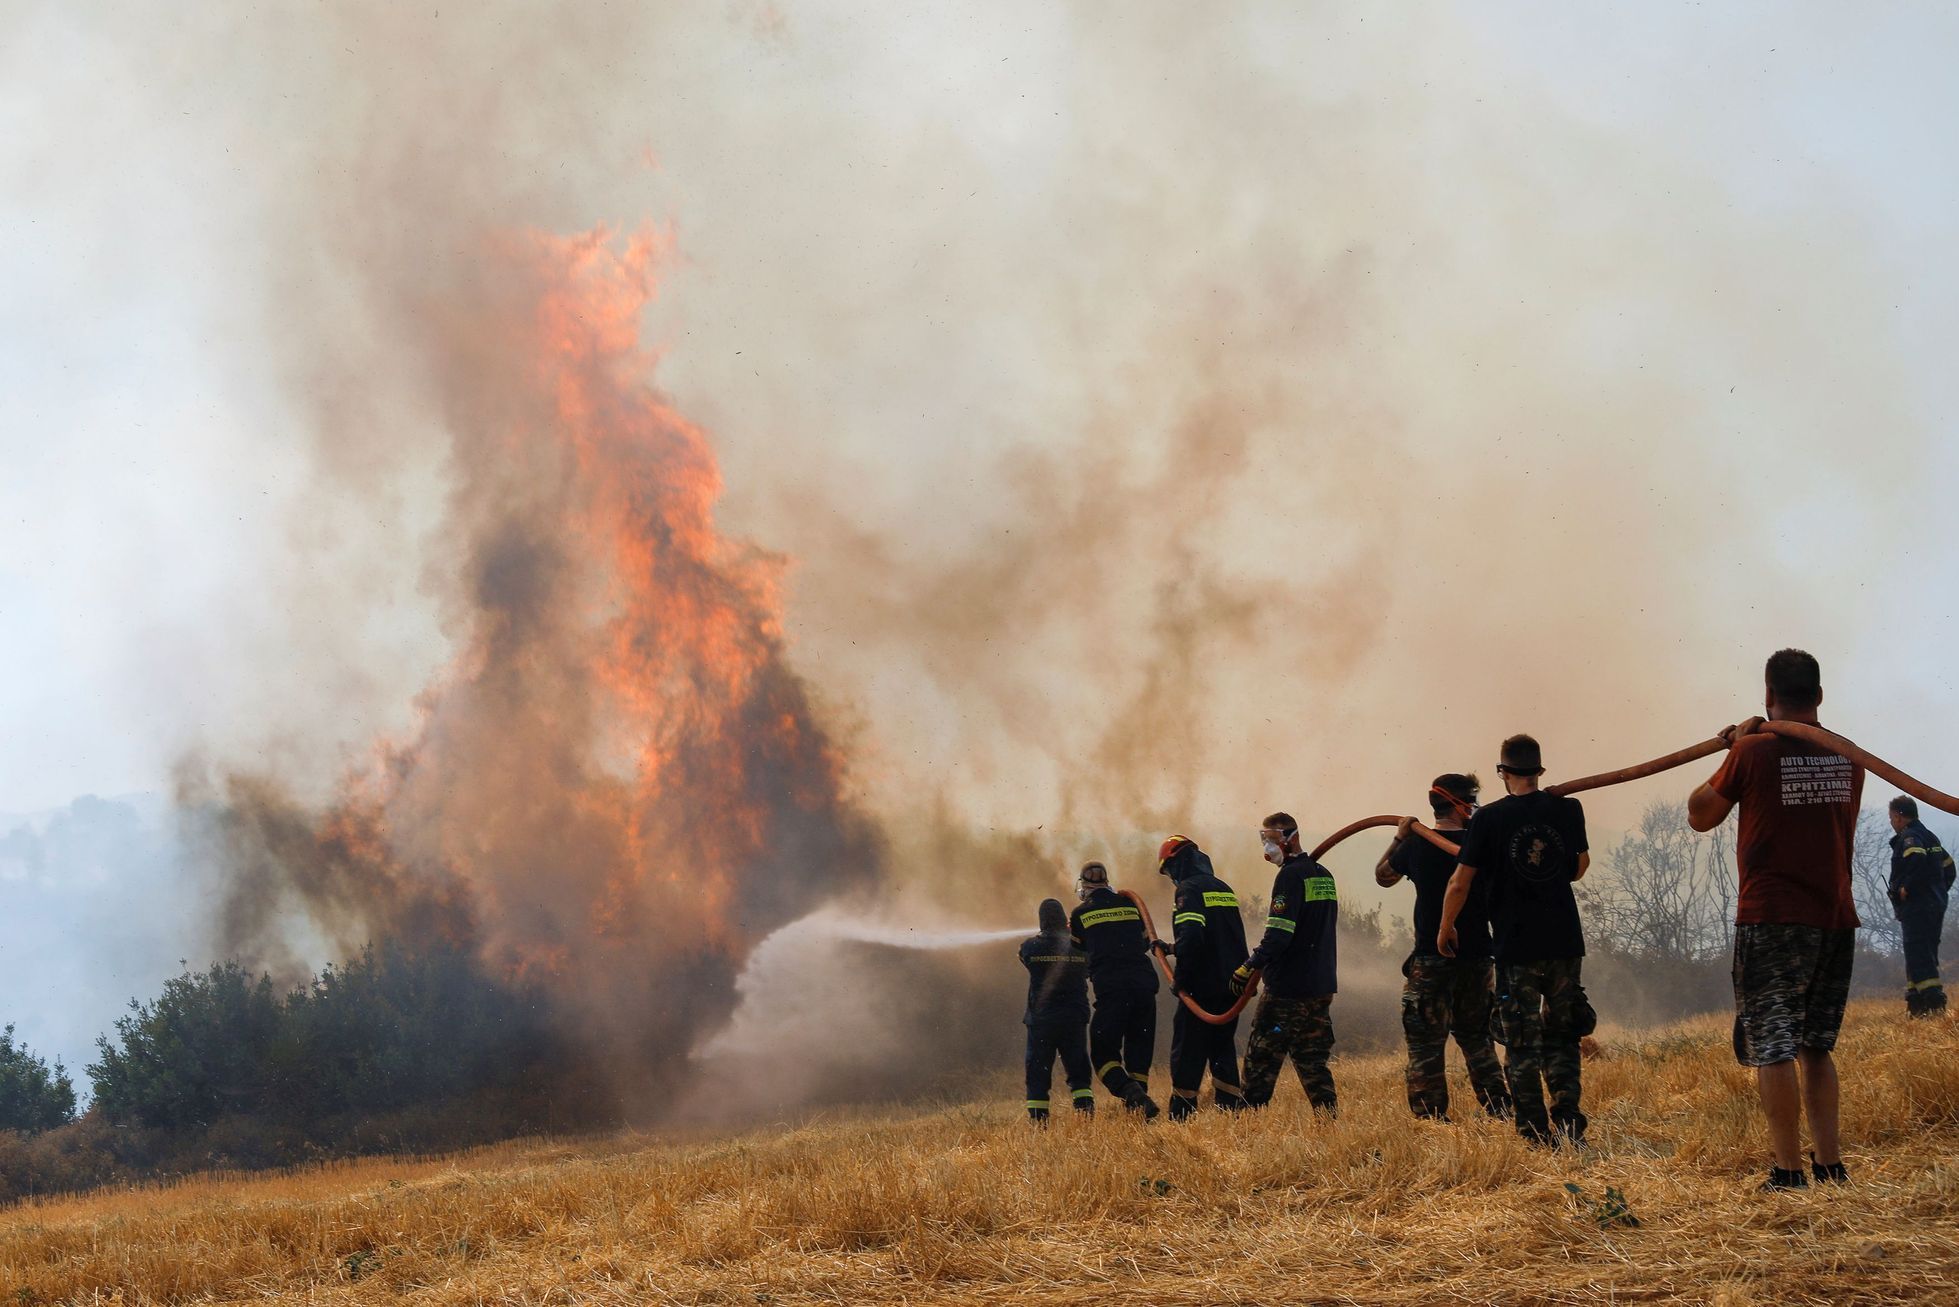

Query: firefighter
[
  {"left": 1158, "top": 835, "right": 1249, "bottom": 1119},
  {"left": 1888, "top": 796, "right": 1954, "bottom": 1017},
  {"left": 1068, "top": 861, "right": 1162, "bottom": 1118},
  {"left": 1019, "top": 898, "right": 1094, "bottom": 1123},
  {"left": 1377, "top": 775, "right": 1511, "bottom": 1120},
  {"left": 1233, "top": 812, "right": 1339, "bottom": 1114}
]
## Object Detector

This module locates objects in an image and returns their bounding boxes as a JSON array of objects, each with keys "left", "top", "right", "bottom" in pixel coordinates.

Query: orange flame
[{"left": 215, "top": 226, "right": 880, "bottom": 1066}]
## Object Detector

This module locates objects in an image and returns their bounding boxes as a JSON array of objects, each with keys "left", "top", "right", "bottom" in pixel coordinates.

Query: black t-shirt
[
  {"left": 1455, "top": 790, "right": 1588, "bottom": 965},
  {"left": 1390, "top": 828, "right": 1489, "bottom": 961}
]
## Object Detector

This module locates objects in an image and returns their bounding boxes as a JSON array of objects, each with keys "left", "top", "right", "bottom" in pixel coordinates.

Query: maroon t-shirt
[{"left": 1709, "top": 731, "right": 1863, "bottom": 929}]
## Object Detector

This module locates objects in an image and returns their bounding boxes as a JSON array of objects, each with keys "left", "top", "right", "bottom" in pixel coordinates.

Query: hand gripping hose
[
  {"left": 1118, "top": 888, "right": 1260, "bottom": 1026},
  {"left": 1145, "top": 719, "right": 1956, "bottom": 1025},
  {"left": 1547, "top": 720, "right": 1959, "bottom": 816}
]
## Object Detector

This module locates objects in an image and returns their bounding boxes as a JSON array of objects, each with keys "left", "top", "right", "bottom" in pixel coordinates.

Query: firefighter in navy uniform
[
  {"left": 1068, "top": 861, "right": 1162, "bottom": 1118},
  {"left": 1019, "top": 898, "right": 1094, "bottom": 1123},
  {"left": 1888, "top": 796, "right": 1955, "bottom": 1017},
  {"left": 1158, "top": 835, "right": 1250, "bottom": 1120},
  {"left": 1234, "top": 811, "right": 1339, "bottom": 1114}
]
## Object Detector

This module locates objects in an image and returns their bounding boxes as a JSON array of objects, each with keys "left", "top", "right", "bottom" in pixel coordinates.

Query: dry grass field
[{"left": 2, "top": 1000, "right": 1955, "bottom": 1305}]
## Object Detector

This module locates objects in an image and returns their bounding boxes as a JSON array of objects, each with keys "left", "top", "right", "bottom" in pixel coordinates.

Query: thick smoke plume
[
  {"left": 29, "top": 3, "right": 1943, "bottom": 1115},
  {"left": 183, "top": 231, "right": 881, "bottom": 1090}
]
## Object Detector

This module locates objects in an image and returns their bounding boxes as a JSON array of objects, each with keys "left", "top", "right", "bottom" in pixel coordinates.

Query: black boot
[
  {"left": 1167, "top": 1093, "right": 1198, "bottom": 1122},
  {"left": 1810, "top": 1153, "right": 1849, "bottom": 1185},
  {"left": 1120, "top": 1081, "right": 1161, "bottom": 1120},
  {"left": 1760, "top": 1166, "right": 1808, "bottom": 1192}
]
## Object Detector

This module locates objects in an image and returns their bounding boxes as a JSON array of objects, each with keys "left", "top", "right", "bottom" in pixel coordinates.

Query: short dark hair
[
  {"left": 1429, "top": 773, "right": 1480, "bottom": 817},
  {"left": 1499, "top": 735, "right": 1543, "bottom": 775},
  {"left": 1764, "top": 648, "right": 1822, "bottom": 711},
  {"left": 1891, "top": 795, "right": 1919, "bottom": 822},
  {"left": 1261, "top": 811, "right": 1298, "bottom": 835}
]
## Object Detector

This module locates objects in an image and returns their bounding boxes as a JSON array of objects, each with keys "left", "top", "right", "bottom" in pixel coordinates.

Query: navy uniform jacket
[
  {"left": 1890, "top": 819, "right": 1956, "bottom": 918},
  {"left": 1018, "top": 931, "right": 1090, "bottom": 1025},
  {"left": 1068, "top": 888, "right": 1160, "bottom": 998},
  {"left": 1170, "top": 868, "right": 1249, "bottom": 1005},
  {"left": 1245, "top": 852, "right": 1338, "bottom": 998}
]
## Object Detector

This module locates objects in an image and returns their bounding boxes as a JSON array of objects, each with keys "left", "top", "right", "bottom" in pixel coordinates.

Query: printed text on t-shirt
[{"left": 1778, "top": 754, "right": 1854, "bottom": 806}]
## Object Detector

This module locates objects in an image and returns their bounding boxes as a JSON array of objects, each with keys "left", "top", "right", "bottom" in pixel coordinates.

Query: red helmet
[{"left": 1157, "top": 835, "right": 1191, "bottom": 865}]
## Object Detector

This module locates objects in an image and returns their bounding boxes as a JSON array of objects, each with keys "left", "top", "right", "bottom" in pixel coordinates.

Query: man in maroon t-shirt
[{"left": 1689, "top": 648, "right": 1863, "bottom": 1192}]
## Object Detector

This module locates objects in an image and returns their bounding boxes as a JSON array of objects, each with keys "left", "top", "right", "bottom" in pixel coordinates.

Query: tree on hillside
[
  {"left": 1580, "top": 800, "right": 1736, "bottom": 963},
  {"left": 0, "top": 1026, "right": 77, "bottom": 1133}
]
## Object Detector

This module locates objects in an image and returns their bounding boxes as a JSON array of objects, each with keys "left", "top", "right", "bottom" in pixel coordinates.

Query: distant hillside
[{"left": 0, "top": 793, "right": 200, "bottom": 1085}]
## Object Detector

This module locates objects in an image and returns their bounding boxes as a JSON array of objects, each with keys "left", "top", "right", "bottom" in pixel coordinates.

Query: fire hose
[{"left": 1127, "top": 719, "right": 1956, "bottom": 1027}]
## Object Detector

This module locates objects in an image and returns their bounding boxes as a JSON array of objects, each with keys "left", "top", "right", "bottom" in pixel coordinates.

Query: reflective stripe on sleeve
[
  {"left": 1263, "top": 915, "right": 1297, "bottom": 933},
  {"left": 1173, "top": 912, "right": 1207, "bottom": 927}
]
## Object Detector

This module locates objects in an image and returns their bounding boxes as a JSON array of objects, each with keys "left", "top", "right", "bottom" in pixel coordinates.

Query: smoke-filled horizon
[{"left": 6, "top": 3, "right": 1959, "bottom": 1107}]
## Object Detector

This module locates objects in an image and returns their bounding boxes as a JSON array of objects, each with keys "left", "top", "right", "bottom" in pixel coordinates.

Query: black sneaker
[
  {"left": 1760, "top": 1167, "right": 1808, "bottom": 1192},
  {"left": 1810, "top": 1155, "right": 1849, "bottom": 1185}
]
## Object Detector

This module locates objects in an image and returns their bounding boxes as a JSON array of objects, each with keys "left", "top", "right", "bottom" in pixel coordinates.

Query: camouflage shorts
[{"left": 1732, "top": 924, "right": 1855, "bottom": 1067}]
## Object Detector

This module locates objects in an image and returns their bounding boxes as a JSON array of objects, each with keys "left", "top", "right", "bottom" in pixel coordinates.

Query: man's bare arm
[
  {"left": 1435, "top": 864, "right": 1477, "bottom": 957},
  {"left": 1688, "top": 782, "right": 1734, "bottom": 833},
  {"left": 1572, "top": 851, "right": 1590, "bottom": 882},
  {"left": 1375, "top": 816, "right": 1413, "bottom": 887},
  {"left": 1690, "top": 718, "right": 1762, "bottom": 832}
]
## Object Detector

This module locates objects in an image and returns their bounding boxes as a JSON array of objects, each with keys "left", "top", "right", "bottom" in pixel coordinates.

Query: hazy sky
[{"left": 3, "top": 4, "right": 1956, "bottom": 865}]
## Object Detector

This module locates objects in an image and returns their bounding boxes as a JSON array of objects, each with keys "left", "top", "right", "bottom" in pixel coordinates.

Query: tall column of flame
[{"left": 206, "top": 228, "right": 881, "bottom": 1081}]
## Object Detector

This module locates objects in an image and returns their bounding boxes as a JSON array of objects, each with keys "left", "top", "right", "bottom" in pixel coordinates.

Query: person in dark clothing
[
  {"left": 1377, "top": 774, "right": 1510, "bottom": 1121},
  {"left": 1068, "top": 861, "right": 1162, "bottom": 1118},
  {"left": 1234, "top": 811, "right": 1339, "bottom": 1114},
  {"left": 1439, "top": 735, "right": 1592, "bottom": 1148},
  {"left": 1158, "top": 835, "right": 1250, "bottom": 1120},
  {"left": 1888, "top": 796, "right": 1954, "bottom": 1017},
  {"left": 1019, "top": 898, "right": 1093, "bottom": 1124}
]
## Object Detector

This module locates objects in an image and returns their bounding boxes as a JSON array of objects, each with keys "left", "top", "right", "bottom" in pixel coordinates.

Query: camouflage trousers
[
  {"left": 1401, "top": 956, "right": 1511, "bottom": 1120},
  {"left": 1242, "top": 994, "right": 1336, "bottom": 1113},
  {"left": 1497, "top": 958, "right": 1587, "bottom": 1144}
]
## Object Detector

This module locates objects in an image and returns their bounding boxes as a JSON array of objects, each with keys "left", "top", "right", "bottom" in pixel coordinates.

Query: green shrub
[
  {"left": 0, "top": 1028, "right": 76, "bottom": 1134},
  {"left": 87, "top": 943, "right": 587, "bottom": 1137}
]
